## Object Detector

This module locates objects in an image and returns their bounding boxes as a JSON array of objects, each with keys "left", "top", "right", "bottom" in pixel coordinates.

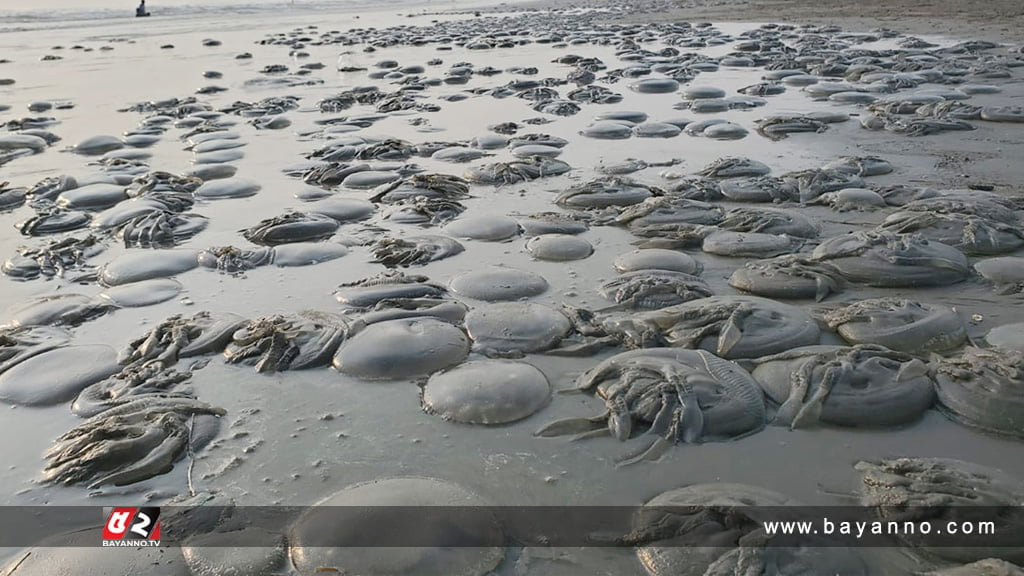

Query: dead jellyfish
[
  {"left": 612, "top": 249, "right": 702, "bottom": 274},
  {"left": 442, "top": 214, "right": 521, "bottom": 241},
  {"left": 421, "top": 359, "right": 551, "bottom": 424},
  {"left": 631, "top": 484, "right": 869, "bottom": 576},
  {"left": 932, "top": 347, "right": 1024, "bottom": 440},
  {"left": 599, "top": 270, "right": 712, "bottom": 310},
  {"left": 55, "top": 183, "right": 128, "bottom": 211},
  {"left": 465, "top": 302, "right": 572, "bottom": 357},
  {"left": 701, "top": 230, "right": 803, "bottom": 258},
  {"left": 448, "top": 267, "right": 548, "bottom": 301},
  {"left": 681, "top": 85, "right": 726, "bottom": 99},
  {"left": 629, "top": 78, "right": 680, "bottom": 94},
  {"left": 98, "top": 278, "right": 183, "bottom": 308},
  {"left": 702, "top": 122, "right": 748, "bottom": 140},
  {"left": 580, "top": 120, "right": 634, "bottom": 140},
  {"left": 974, "top": 256, "right": 1024, "bottom": 293},
  {"left": 0, "top": 344, "right": 119, "bottom": 406},
  {"left": 70, "top": 135, "right": 125, "bottom": 155},
  {"left": 0, "top": 528, "right": 191, "bottom": 576},
  {"left": 288, "top": 477, "right": 504, "bottom": 576},
  {"left": 525, "top": 234, "right": 593, "bottom": 261},
  {"left": 823, "top": 298, "right": 966, "bottom": 354},
  {"left": 306, "top": 197, "right": 376, "bottom": 223},
  {"left": 750, "top": 344, "right": 936, "bottom": 429},
  {"left": 632, "top": 122, "right": 682, "bottom": 138},
  {"left": 97, "top": 249, "right": 200, "bottom": 286},
  {"left": 855, "top": 458, "right": 1024, "bottom": 564},
  {"left": 332, "top": 318, "right": 469, "bottom": 380},
  {"left": 194, "top": 177, "right": 261, "bottom": 199},
  {"left": 986, "top": 323, "right": 1024, "bottom": 352}
]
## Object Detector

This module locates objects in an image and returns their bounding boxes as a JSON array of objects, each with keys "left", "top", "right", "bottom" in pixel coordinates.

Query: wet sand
[{"left": 1, "top": 0, "right": 1023, "bottom": 574}]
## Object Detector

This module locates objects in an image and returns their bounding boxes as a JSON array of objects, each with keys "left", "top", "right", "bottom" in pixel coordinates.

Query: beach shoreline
[{"left": 485, "top": 0, "right": 1024, "bottom": 44}]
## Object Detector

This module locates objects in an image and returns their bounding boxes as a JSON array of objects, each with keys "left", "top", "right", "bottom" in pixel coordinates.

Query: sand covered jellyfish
[
  {"left": 97, "top": 248, "right": 201, "bottom": 286},
  {"left": 332, "top": 318, "right": 469, "bottom": 380},
  {"left": 748, "top": 344, "right": 936, "bottom": 429},
  {"left": 876, "top": 211, "right": 1024, "bottom": 255},
  {"left": 580, "top": 120, "right": 635, "bottom": 140},
  {"left": 899, "top": 192, "right": 1020, "bottom": 224},
  {"left": 464, "top": 302, "right": 572, "bottom": 357},
  {"left": 516, "top": 211, "right": 589, "bottom": 236},
  {"left": 449, "top": 267, "right": 548, "bottom": 302},
  {"left": 223, "top": 311, "right": 348, "bottom": 373},
  {"left": 729, "top": 255, "right": 844, "bottom": 301},
  {"left": 348, "top": 298, "right": 468, "bottom": 333},
  {"left": 599, "top": 295, "right": 820, "bottom": 359},
  {"left": 855, "top": 458, "right": 1024, "bottom": 564},
  {"left": 0, "top": 181, "right": 28, "bottom": 211},
  {"left": 932, "top": 347, "right": 1024, "bottom": 440},
  {"left": 296, "top": 161, "right": 369, "bottom": 188},
  {"left": 15, "top": 207, "right": 92, "bottom": 236},
  {"left": 812, "top": 188, "right": 888, "bottom": 212},
  {"left": 421, "top": 360, "right": 551, "bottom": 424},
  {"left": 975, "top": 257, "right": 1024, "bottom": 294},
  {"left": 696, "top": 157, "right": 771, "bottom": 179},
  {"left": 810, "top": 231, "right": 970, "bottom": 288},
  {"left": 371, "top": 235, "right": 465, "bottom": 267},
  {"left": 710, "top": 175, "right": 790, "bottom": 204},
  {"left": 0, "top": 325, "right": 70, "bottom": 378},
  {"left": 536, "top": 349, "right": 766, "bottom": 465},
  {"left": 525, "top": 234, "right": 593, "bottom": 261},
  {"left": 3, "top": 293, "right": 114, "bottom": 328},
  {"left": 622, "top": 484, "right": 870, "bottom": 576},
  {"left": 0, "top": 344, "right": 119, "bottom": 406},
  {"left": 821, "top": 155, "right": 894, "bottom": 177},
  {"left": 980, "top": 106, "right": 1024, "bottom": 123},
  {"left": 717, "top": 206, "right": 819, "bottom": 238},
  {"left": 0, "top": 527, "right": 193, "bottom": 576},
  {"left": 598, "top": 270, "right": 712, "bottom": 310},
  {"left": 613, "top": 248, "right": 702, "bottom": 275},
  {"left": 42, "top": 396, "right": 225, "bottom": 488},
  {"left": 72, "top": 361, "right": 195, "bottom": 417},
  {"left": 70, "top": 134, "right": 125, "bottom": 155},
  {"left": 986, "top": 323, "right": 1024, "bottom": 352},
  {"left": 555, "top": 177, "right": 662, "bottom": 210},
  {"left": 701, "top": 230, "right": 804, "bottom": 258},
  {"left": 197, "top": 245, "right": 274, "bottom": 273},
  {"left": 442, "top": 214, "right": 521, "bottom": 241},
  {"left": 781, "top": 168, "right": 866, "bottom": 202},
  {"left": 632, "top": 122, "right": 682, "bottom": 138},
  {"left": 288, "top": 477, "right": 504, "bottom": 576},
  {"left": 53, "top": 182, "right": 128, "bottom": 212},
  {"left": 822, "top": 298, "right": 967, "bottom": 354},
  {"left": 754, "top": 114, "right": 829, "bottom": 140},
  {"left": 611, "top": 197, "right": 724, "bottom": 238},
  {"left": 117, "top": 211, "right": 209, "bottom": 247},
  {"left": 305, "top": 197, "right": 376, "bottom": 224},
  {"left": 194, "top": 177, "right": 261, "bottom": 199},
  {"left": 126, "top": 170, "right": 203, "bottom": 198},
  {"left": 463, "top": 156, "right": 571, "bottom": 184},
  {"left": 921, "top": 559, "right": 1024, "bottom": 575},
  {"left": 629, "top": 77, "right": 680, "bottom": 94},
  {"left": 118, "top": 311, "right": 249, "bottom": 367},
  {"left": 334, "top": 271, "right": 447, "bottom": 310},
  {"left": 370, "top": 173, "right": 471, "bottom": 204},
  {"left": 242, "top": 212, "right": 339, "bottom": 246}
]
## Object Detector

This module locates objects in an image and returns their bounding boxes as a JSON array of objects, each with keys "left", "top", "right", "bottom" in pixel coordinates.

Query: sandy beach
[{"left": 1, "top": 0, "right": 1023, "bottom": 573}]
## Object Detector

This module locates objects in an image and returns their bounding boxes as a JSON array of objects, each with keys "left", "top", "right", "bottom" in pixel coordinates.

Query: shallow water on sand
[{"left": 1, "top": 4, "right": 1023, "bottom": 573}]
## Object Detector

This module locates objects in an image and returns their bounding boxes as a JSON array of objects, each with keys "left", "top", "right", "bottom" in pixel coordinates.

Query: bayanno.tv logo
[{"left": 101, "top": 507, "right": 161, "bottom": 547}]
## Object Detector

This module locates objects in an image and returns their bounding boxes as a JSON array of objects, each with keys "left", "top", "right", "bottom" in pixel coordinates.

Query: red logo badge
[{"left": 102, "top": 507, "right": 161, "bottom": 541}]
